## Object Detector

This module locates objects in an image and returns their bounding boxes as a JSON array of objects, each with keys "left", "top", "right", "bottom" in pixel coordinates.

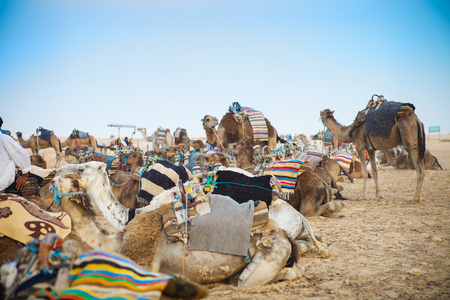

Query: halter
[{"left": 52, "top": 186, "right": 84, "bottom": 205}]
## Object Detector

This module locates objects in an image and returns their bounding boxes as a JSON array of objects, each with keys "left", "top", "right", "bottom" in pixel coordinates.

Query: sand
[{"left": 38, "top": 136, "right": 449, "bottom": 299}]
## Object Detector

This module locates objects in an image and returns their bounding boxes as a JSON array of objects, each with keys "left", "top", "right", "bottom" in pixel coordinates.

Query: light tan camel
[
  {"left": 202, "top": 112, "right": 277, "bottom": 150},
  {"left": 137, "top": 127, "right": 175, "bottom": 149},
  {"left": 16, "top": 131, "right": 62, "bottom": 157},
  {"left": 320, "top": 107, "right": 426, "bottom": 202},
  {"left": 61, "top": 130, "right": 98, "bottom": 151},
  {"left": 50, "top": 162, "right": 308, "bottom": 286}
]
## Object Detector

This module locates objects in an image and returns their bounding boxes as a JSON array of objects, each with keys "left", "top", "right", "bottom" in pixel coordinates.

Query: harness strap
[
  {"left": 52, "top": 187, "right": 84, "bottom": 205},
  {"left": 126, "top": 208, "right": 136, "bottom": 225}
]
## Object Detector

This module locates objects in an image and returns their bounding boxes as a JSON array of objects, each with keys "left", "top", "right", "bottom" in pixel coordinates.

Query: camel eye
[{"left": 77, "top": 166, "right": 85, "bottom": 173}]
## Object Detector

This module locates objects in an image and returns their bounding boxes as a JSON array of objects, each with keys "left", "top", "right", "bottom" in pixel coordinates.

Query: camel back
[
  {"left": 357, "top": 101, "right": 415, "bottom": 139},
  {"left": 37, "top": 128, "right": 54, "bottom": 141}
]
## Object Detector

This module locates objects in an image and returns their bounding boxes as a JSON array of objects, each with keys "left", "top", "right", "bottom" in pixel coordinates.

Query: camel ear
[{"left": 98, "top": 163, "right": 107, "bottom": 174}]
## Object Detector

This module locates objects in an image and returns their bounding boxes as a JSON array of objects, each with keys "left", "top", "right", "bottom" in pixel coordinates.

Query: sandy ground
[{"left": 38, "top": 137, "right": 449, "bottom": 299}]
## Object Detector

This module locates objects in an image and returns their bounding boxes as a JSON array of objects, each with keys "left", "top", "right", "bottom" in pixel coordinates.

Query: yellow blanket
[{"left": 0, "top": 193, "right": 71, "bottom": 244}]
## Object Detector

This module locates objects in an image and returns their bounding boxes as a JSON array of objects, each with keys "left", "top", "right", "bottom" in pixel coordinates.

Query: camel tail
[
  {"left": 285, "top": 235, "right": 301, "bottom": 268},
  {"left": 58, "top": 139, "right": 62, "bottom": 152},
  {"left": 417, "top": 120, "right": 426, "bottom": 160}
]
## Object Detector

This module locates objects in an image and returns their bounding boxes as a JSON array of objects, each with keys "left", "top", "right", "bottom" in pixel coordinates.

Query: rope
[{"left": 52, "top": 186, "right": 84, "bottom": 205}]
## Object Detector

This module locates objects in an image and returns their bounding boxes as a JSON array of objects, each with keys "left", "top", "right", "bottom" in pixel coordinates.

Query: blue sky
[{"left": 1, "top": 0, "right": 449, "bottom": 141}]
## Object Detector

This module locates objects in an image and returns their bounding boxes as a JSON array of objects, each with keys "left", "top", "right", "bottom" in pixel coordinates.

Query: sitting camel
[
  {"left": 61, "top": 129, "right": 98, "bottom": 151},
  {"left": 50, "top": 162, "right": 311, "bottom": 286},
  {"left": 201, "top": 105, "right": 278, "bottom": 151}
]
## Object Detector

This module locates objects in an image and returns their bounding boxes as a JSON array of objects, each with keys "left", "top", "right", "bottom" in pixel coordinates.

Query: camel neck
[
  {"left": 322, "top": 116, "right": 353, "bottom": 143},
  {"left": 87, "top": 176, "right": 129, "bottom": 231}
]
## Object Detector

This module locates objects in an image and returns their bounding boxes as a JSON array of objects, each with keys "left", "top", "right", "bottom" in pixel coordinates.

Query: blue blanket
[
  {"left": 365, "top": 101, "right": 414, "bottom": 139},
  {"left": 39, "top": 128, "right": 53, "bottom": 141}
]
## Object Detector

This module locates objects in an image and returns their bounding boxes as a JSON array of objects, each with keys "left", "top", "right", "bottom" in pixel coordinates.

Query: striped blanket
[
  {"left": 263, "top": 160, "right": 309, "bottom": 196},
  {"left": 56, "top": 251, "right": 172, "bottom": 300},
  {"left": 157, "top": 128, "right": 168, "bottom": 144},
  {"left": 334, "top": 150, "right": 353, "bottom": 172},
  {"left": 243, "top": 107, "right": 268, "bottom": 141},
  {"left": 138, "top": 160, "right": 191, "bottom": 204}
]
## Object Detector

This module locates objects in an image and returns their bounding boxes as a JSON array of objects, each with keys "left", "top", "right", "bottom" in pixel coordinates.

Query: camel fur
[
  {"left": 202, "top": 111, "right": 278, "bottom": 150},
  {"left": 320, "top": 106, "right": 426, "bottom": 202},
  {"left": 50, "top": 163, "right": 306, "bottom": 286}
]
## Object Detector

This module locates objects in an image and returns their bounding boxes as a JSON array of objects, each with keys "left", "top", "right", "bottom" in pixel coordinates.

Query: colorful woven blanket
[
  {"left": 56, "top": 251, "right": 172, "bottom": 299},
  {"left": 263, "top": 160, "right": 309, "bottom": 195},
  {"left": 0, "top": 193, "right": 71, "bottom": 244},
  {"left": 243, "top": 107, "right": 268, "bottom": 141},
  {"left": 334, "top": 150, "right": 353, "bottom": 172}
]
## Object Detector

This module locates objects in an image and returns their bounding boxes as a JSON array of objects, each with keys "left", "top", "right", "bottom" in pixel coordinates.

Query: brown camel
[
  {"left": 30, "top": 154, "right": 47, "bottom": 169},
  {"left": 16, "top": 131, "right": 62, "bottom": 158},
  {"left": 202, "top": 111, "right": 278, "bottom": 150},
  {"left": 61, "top": 130, "right": 98, "bottom": 151},
  {"left": 394, "top": 149, "right": 443, "bottom": 170},
  {"left": 173, "top": 128, "right": 190, "bottom": 146},
  {"left": 320, "top": 105, "right": 426, "bottom": 202},
  {"left": 287, "top": 172, "right": 345, "bottom": 217}
]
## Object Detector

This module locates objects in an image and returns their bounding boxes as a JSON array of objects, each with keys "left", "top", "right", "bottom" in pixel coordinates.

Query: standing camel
[
  {"left": 137, "top": 127, "right": 175, "bottom": 149},
  {"left": 16, "top": 131, "right": 62, "bottom": 165},
  {"left": 61, "top": 129, "right": 98, "bottom": 151},
  {"left": 320, "top": 103, "right": 425, "bottom": 202}
]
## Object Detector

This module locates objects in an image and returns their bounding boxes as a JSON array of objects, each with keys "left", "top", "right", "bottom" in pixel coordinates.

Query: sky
[{"left": 1, "top": 0, "right": 449, "bottom": 142}]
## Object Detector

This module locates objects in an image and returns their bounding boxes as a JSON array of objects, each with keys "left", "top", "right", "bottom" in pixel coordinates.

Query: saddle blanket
[
  {"left": 138, "top": 160, "right": 191, "bottom": 203},
  {"left": 243, "top": 107, "right": 269, "bottom": 141},
  {"left": 263, "top": 160, "right": 308, "bottom": 194},
  {"left": 365, "top": 101, "right": 415, "bottom": 139},
  {"left": 334, "top": 150, "right": 353, "bottom": 172},
  {"left": 174, "top": 128, "right": 186, "bottom": 138},
  {"left": 0, "top": 193, "right": 71, "bottom": 244},
  {"left": 157, "top": 128, "right": 168, "bottom": 144},
  {"left": 93, "top": 152, "right": 120, "bottom": 172},
  {"left": 189, "top": 194, "right": 254, "bottom": 256},
  {"left": 212, "top": 169, "right": 273, "bottom": 206},
  {"left": 39, "top": 128, "right": 53, "bottom": 141}
]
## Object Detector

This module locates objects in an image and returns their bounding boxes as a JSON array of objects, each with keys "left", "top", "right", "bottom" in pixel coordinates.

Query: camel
[
  {"left": 320, "top": 105, "right": 426, "bottom": 202},
  {"left": 30, "top": 154, "right": 47, "bottom": 169},
  {"left": 50, "top": 162, "right": 312, "bottom": 286},
  {"left": 174, "top": 128, "right": 190, "bottom": 146},
  {"left": 201, "top": 110, "right": 278, "bottom": 151},
  {"left": 381, "top": 148, "right": 443, "bottom": 170},
  {"left": 61, "top": 129, "right": 98, "bottom": 151},
  {"left": 138, "top": 127, "right": 175, "bottom": 149},
  {"left": 16, "top": 131, "right": 62, "bottom": 159},
  {"left": 288, "top": 171, "right": 346, "bottom": 217}
]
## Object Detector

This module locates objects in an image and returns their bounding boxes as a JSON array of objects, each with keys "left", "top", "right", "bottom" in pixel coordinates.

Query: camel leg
[
  {"left": 409, "top": 150, "right": 425, "bottom": 203},
  {"left": 238, "top": 235, "right": 292, "bottom": 287},
  {"left": 317, "top": 201, "right": 346, "bottom": 218},
  {"left": 297, "top": 213, "right": 329, "bottom": 258},
  {"left": 367, "top": 149, "right": 380, "bottom": 200},
  {"left": 357, "top": 149, "right": 369, "bottom": 200}
]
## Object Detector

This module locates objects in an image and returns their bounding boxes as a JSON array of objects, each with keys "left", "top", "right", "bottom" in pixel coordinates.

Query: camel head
[
  {"left": 55, "top": 162, "right": 108, "bottom": 192},
  {"left": 137, "top": 127, "right": 146, "bottom": 135},
  {"left": 51, "top": 172, "right": 91, "bottom": 208},
  {"left": 16, "top": 132, "right": 22, "bottom": 138},
  {"left": 319, "top": 109, "right": 335, "bottom": 124},
  {"left": 201, "top": 115, "right": 219, "bottom": 130},
  {"left": 195, "top": 152, "right": 229, "bottom": 170}
]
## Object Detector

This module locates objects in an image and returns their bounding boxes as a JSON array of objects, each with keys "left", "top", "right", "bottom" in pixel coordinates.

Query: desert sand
[{"left": 37, "top": 136, "right": 449, "bottom": 299}]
